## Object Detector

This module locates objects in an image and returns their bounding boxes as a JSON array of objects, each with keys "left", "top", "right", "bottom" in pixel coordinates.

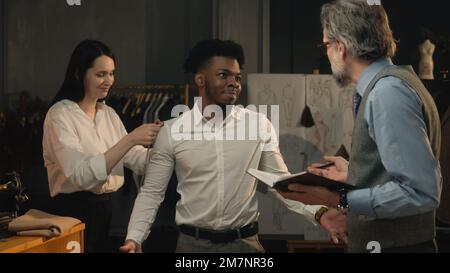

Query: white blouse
[{"left": 43, "top": 100, "right": 148, "bottom": 197}]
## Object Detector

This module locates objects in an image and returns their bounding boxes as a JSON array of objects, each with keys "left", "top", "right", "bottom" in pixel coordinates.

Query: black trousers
[{"left": 51, "top": 191, "right": 113, "bottom": 253}]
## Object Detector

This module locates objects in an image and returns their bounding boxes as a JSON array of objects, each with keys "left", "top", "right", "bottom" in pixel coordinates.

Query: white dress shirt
[
  {"left": 126, "top": 104, "right": 323, "bottom": 244},
  {"left": 43, "top": 100, "right": 148, "bottom": 197}
]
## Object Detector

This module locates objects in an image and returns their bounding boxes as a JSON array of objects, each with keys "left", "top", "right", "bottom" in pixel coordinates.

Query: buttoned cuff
[
  {"left": 89, "top": 154, "right": 108, "bottom": 181},
  {"left": 347, "top": 189, "right": 376, "bottom": 220}
]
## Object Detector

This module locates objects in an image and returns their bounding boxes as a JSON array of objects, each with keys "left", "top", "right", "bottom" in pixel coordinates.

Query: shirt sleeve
[
  {"left": 44, "top": 110, "right": 108, "bottom": 191},
  {"left": 258, "top": 115, "right": 324, "bottom": 224},
  {"left": 347, "top": 77, "right": 442, "bottom": 220},
  {"left": 259, "top": 150, "right": 325, "bottom": 225},
  {"left": 126, "top": 124, "right": 175, "bottom": 245},
  {"left": 116, "top": 118, "right": 149, "bottom": 176}
]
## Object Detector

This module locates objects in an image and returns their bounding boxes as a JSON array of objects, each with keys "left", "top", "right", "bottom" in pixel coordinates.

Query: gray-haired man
[{"left": 281, "top": 0, "right": 442, "bottom": 253}]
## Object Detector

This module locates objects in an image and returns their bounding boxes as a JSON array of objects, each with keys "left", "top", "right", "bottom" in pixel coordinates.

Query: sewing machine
[{"left": 0, "top": 172, "right": 28, "bottom": 239}]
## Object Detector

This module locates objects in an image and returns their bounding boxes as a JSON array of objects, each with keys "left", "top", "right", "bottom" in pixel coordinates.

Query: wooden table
[{"left": 0, "top": 223, "right": 85, "bottom": 253}]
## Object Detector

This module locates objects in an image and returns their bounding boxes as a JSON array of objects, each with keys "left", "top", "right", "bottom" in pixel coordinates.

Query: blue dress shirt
[{"left": 347, "top": 58, "right": 442, "bottom": 220}]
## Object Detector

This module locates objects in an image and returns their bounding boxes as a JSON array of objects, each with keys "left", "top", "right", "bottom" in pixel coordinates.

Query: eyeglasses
[{"left": 317, "top": 40, "right": 336, "bottom": 55}]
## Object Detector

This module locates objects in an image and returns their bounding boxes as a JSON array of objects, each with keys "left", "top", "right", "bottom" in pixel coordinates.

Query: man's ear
[
  {"left": 195, "top": 73, "right": 205, "bottom": 88},
  {"left": 337, "top": 40, "right": 346, "bottom": 59}
]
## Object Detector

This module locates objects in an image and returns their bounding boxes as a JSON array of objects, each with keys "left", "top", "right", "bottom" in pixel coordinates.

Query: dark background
[
  {"left": 1, "top": 0, "right": 449, "bottom": 252},
  {"left": 1, "top": 0, "right": 449, "bottom": 108}
]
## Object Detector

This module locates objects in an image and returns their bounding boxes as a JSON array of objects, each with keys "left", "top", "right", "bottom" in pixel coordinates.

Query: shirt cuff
[
  {"left": 262, "top": 143, "right": 278, "bottom": 152},
  {"left": 347, "top": 189, "right": 376, "bottom": 220},
  {"left": 302, "top": 205, "right": 325, "bottom": 225},
  {"left": 89, "top": 154, "right": 108, "bottom": 181},
  {"left": 126, "top": 231, "right": 145, "bottom": 246}
]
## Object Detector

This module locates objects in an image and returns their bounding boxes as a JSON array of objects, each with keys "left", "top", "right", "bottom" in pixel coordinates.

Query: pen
[{"left": 317, "top": 162, "right": 334, "bottom": 169}]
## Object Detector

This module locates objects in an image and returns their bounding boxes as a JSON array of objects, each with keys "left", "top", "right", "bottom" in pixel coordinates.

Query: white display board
[
  {"left": 248, "top": 73, "right": 354, "bottom": 238},
  {"left": 305, "top": 75, "right": 355, "bottom": 154}
]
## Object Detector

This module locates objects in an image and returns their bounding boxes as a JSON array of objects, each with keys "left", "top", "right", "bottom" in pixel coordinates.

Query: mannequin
[{"left": 419, "top": 39, "right": 436, "bottom": 80}]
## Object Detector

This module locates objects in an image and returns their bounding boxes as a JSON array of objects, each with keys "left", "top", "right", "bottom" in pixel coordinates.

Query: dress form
[{"left": 419, "top": 39, "right": 436, "bottom": 80}]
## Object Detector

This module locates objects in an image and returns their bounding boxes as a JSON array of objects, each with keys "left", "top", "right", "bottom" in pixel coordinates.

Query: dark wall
[
  {"left": 146, "top": 0, "right": 212, "bottom": 84},
  {"left": 383, "top": 0, "right": 450, "bottom": 75},
  {"left": 270, "top": 0, "right": 329, "bottom": 74},
  {"left": 2, "top": 0, "right": 450, "bottom": 105},
  {"left": 5, "top": 0, "right": 147, "bottom": 103},
  {"left": 0, "top": 0, "right": 5, "bottom": 111},
  {"left": 270, "top": 0, "right": 450, "bottom": 75},
  {"left": 2, "top": 0, "right": 212, "bottom": 106}
]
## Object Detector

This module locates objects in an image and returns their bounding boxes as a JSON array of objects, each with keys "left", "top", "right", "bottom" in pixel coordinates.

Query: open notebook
[{"left": 247, "top": 168, "right": 357, "bottom": 192}]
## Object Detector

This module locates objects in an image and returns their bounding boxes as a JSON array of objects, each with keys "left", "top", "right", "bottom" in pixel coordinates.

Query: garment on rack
[
  {"left": 154, "top": 94, "right": 170, "bottom": 122},
  {"left": 142, "top": 92, "right": 161, "bottom": 124}
]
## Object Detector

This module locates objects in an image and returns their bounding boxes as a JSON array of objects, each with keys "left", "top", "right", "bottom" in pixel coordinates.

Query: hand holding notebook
[{"left": 247, "top": 163, "right": 356, "bottom": 192}]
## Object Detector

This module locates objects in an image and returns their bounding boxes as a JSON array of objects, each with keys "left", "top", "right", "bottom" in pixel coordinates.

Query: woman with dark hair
[{"left": 42, "top": 40, "right": 162, "bottom": 252}]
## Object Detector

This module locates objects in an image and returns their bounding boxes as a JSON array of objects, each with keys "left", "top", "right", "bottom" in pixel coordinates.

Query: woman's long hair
[{"left": 50, "top": 40, "right": 116, "bottom": 106}]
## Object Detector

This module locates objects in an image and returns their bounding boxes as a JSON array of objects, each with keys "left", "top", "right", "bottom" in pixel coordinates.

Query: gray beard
[
  {"left": 333, "top": 72, "right": 352, "bottom": 88},
  {"left": 332, "top": 64, "right": 352, "bottom": 88}
]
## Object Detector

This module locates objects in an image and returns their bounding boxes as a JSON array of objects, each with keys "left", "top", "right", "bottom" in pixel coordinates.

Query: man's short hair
[
  {"left": 321, "top": 0, "right": 397, "bottom": 61},
  {"left": 183, "top": 39, "right": 245, "bottom": 74}
]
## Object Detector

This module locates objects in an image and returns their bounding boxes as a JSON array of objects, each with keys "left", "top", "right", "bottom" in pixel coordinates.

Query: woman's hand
[
  {"left": 128, "top": 121, "right": 164, "bottom": 147},
  {"left": 104, "top": 120, "right": 164, "bottom": 174}
]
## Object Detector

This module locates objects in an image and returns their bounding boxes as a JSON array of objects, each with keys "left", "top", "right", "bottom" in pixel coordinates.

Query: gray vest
[{"left": 347, "top": 65, "right": 441, "bottom": 252}]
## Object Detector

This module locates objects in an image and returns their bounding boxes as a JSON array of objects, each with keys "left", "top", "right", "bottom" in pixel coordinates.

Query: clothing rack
[
  {"left": 109, "top": 83, "right": 190, "bottom": 106},
  {"left": 106, "top": 83, "right": 196, "bottom": 134}
]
